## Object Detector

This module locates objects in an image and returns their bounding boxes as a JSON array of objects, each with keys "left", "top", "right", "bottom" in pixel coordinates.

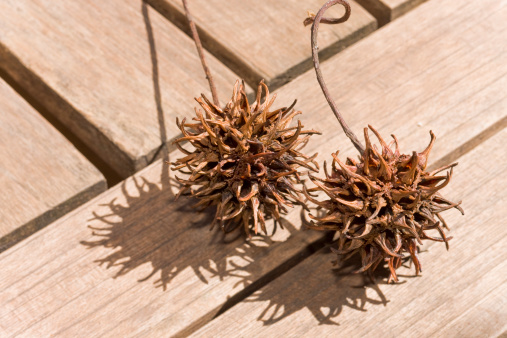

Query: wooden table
[
  {"left": 0, "top": 77, "right": 106, "bottom": 253},
  {"left": 0, "top": 0, "right": 505, "bottom": 336}
]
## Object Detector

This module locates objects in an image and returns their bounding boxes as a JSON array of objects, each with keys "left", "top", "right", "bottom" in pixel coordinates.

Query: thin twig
[
  {"left": 303, "top": 5, "right": 351, "bottom": 27},
  {"left": 182, "top": 0, "right": 220, "bottom": 106},
  {"left": 307, "top": 0, "right": 365, "bottom": 154}
]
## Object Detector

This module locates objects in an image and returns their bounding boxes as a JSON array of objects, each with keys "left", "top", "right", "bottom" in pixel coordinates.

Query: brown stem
[
  {"left": 182, "top": 0, "right": 220, "bottom": 106},
  {"left": 308, "top": 0, "right": 365, "bottom": 155}
]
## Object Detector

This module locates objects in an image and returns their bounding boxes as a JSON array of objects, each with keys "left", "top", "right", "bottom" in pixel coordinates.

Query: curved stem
[
  {"left": 182, "top": 0, "right": 220, "bottom": 106},
  {"left": 309, "top": 0, "right": 365, "bottom": 155},
  {"left": 303, "top": 3, "right": 351, "bottom": 26}
]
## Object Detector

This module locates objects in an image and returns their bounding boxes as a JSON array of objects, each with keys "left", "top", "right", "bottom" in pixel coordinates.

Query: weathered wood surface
[
  {"left": 192, "top": 127, "right": 507, "bottom": 338},
  {"left": 0, "top": 156, "right": 326, "bottom": 338},
  {"left": 0, "top": 77, "right": 106, "bottom": 253},
  {"left": 0, "top": 0, "right": 246, "bottom": 178},
  {"left": 0, "top": 109, "right": 499, "bottom": 338},
  {"left": 273, "top": 0, "right": 507, "bottom": 166},
  {"left": 147, "top": 0, "right": 377, "bottom": 89},
  {"left": 356, "top": 0, "right": 426, "bottom": 26},
  {"left": 1, "top": 0, "right": 506, "bottom": 335}
]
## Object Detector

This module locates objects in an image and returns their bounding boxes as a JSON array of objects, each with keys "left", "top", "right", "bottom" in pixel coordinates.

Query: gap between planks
[
  {"left": 0, "top": 67, "right": 123, "bottom": 188},
  {"left": 0, "top": 0, "right": 247, "bottom": 179},
  {"left": 0, "top": 0, "right": 505, "bottom": 335},
  {"left": 0, "top": 74, "right": 107, "bottom": 253},
  {"left": 356, "top": 0, "right": 428, "bottom": 27},
  {"left": 178, "top": 112, "right": 507, "bottom": 337},
  {"left": 190, "top": 127, "right": 507, "bottom": 337},
  {"left": 146, "top": 0, "right": 377, "bottom": 90}
]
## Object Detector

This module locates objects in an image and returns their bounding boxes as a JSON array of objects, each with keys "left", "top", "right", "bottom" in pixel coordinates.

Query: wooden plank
[
  {"left": 147, "top": 0, "right": 377, "bottom": 89},
  {"left": 0, "top": 0, "right": 248, "bottom": 178},
  {"left": 191, "top": 127, "right": 507, "bottom": 338},
  {"left": 403, "top": 266, "right": 507, "bottom": 337},
  {"left": 1, "top": 0, "right": 505, "bottom": 335},
  {"left": 356, "top": 0, "right": 427, "bottom": 26},
  {"left": 0, "top": 77, "right": 106, "bottom": 252},
  {"left": 0, "top": 158, "right": 324, "bottom": 338},
  {"left": 273, "top": 0, "right": 507, "bottom": 164},
  {"left": 0, "top": 90, "right": 503, "bottom": 338}
]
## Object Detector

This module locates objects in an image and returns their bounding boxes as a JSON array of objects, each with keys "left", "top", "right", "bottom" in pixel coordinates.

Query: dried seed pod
[
  {"left": 172, "top": 80, "right": 320, "bottom": 235},
  {"left": 305, "top": 125, "right": 464, "bottom": 282},
  {"left": 304, "top": 0, "right": 464, "bottom": 282}
]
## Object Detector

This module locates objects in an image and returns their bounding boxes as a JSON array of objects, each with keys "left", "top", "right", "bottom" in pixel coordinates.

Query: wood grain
[
  {"left": 273, "top": 0, "right": 507, "bottom": 167},
  {"left": 0, "top": 77, "right": 106, "bottom": 253},
  {"left": 1, "top": 0, "right": 505, "bottom": 335},
  {"left": 0, "top": 0, "right": 247, "bottom": 178},
  {"left": 356, "top": 0, "right": 427, "bottom": 26},
  {"left": 0, "top": 157, "right": 326, "bottom": 338},
  {"left": 191, "top": 127, "right": 507, "bottom": 338},
  {"left": 0, "top": 68, "right": 504, "bottom": 337},
  {"left": 147, "top": 0, "right": 377, "bottom": 89}
]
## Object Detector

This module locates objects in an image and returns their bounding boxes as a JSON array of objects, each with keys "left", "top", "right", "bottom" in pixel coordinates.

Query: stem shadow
[{"left": 80, "top": 2, "right": 299, "bottom": 293}]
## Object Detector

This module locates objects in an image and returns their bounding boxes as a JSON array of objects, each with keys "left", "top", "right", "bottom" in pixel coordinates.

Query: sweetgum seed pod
[
  {"left": 172, "top": 80, "right": 321, "bottom": 236},
  {"left": 304, "top": 0, "right": 464, "bottom": 282},
  {"left": 305, "top": 126, "right": 464, "bottom": 282}
]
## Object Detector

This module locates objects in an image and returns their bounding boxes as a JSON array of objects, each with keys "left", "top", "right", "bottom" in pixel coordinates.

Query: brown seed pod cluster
[
  {"left": 172, "top": 81, "right": 320, "bottom": 235},
  {"left": 304, "top": 125, "right": 464, "bottom": 282}
]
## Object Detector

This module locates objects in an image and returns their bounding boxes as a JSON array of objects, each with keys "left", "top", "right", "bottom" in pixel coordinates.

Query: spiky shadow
[
  {"left": 80, "top": 2, "right": 296, "bottom": 291},
  {"left": 244, "top": 249, "right": 390, "bottom": 326},
  {"left": 80, "top": 167, "right": 292, "bottom": 290}
]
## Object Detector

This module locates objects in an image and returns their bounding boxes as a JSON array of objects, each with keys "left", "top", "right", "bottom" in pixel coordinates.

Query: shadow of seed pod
[{"left": 171, "top": 81, "right": 320, "bottom": 236}]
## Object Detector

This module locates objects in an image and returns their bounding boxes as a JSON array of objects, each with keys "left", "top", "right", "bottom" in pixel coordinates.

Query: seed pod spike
[
  {"left": 429, "top": 162, "right": 458, "bottom": 176},
  {"left": 259, "top": 211, "right": 267, "bottom": 234},
  {"left": 253, "top": 81, "right": 264, "bottom": 113},
  {"left": 362, "top": 127, "right": 375, "bottom": 175},
  {"left": 387, "top": 258, "right": 399, "bottom": 283},
  {"left": 242, "top": 209, "right": 252, "bottom": 238},
  {"left": 368, "top": 125, "right": 392, "bottom": 158},
  {"left": 241, "top": 89, "right": 251, "bottom": 118},
  {"left": 401, "top": 151, "right": 419, "bottom": 185},
  {"left": 419, "top": 130, "right": 436, "bottom": 170},
  {"left": 391, "top": 134, "right": 401, "bottom": 156},
  {"left": 251, "top": 196, "right": 261, "bottom": 234}
]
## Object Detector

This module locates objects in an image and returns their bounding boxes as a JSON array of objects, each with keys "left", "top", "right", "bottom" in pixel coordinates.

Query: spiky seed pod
[
  {"left": 172, "top": 80, "right": 320, "bottom": 236},
  {"left": 304, "top": 125, "right": 464, "bottom": 282}
]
